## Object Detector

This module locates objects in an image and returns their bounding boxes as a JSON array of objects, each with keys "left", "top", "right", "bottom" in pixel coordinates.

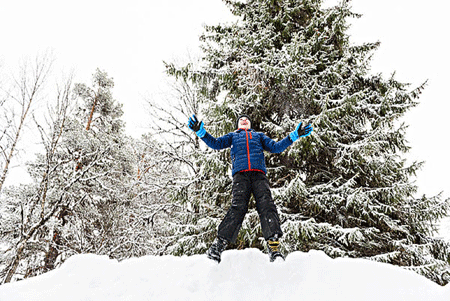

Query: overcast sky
[{"left": 1, "top": 0, "right": 449, "bottom": 201}]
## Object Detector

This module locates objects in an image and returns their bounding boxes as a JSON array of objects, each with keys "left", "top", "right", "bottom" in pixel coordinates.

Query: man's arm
[
  {"left": 201, "top": 132, "right": 232, "bottom": 150},
  {"left": 261, "top": 122, "right": 313, "bottom": 153},
  {"left": 188, "top": 114, "right": 232, "bottom": 150},
  {"left": 261, "top": 134, "right": 293, "bottom": 153}
]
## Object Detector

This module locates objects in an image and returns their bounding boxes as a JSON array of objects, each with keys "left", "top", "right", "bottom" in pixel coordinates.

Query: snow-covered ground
[{"left": 0, "top": 249, "right": 449, "bottom": 301}]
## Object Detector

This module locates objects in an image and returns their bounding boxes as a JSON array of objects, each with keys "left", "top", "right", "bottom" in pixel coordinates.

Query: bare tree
[
  {"left": 1, "top": 73, "right": 74, "bottom": 283},
  {"left": 0, "top": 53, "right": 53, "bottom": 193},
  {"left": 140, "top": 64, "right": 228, "bottom": 256}
]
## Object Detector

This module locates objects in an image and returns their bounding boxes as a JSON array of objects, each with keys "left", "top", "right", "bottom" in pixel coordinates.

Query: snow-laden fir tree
[{"left": 164, "top": 0, "right": 450, "bottom": 284}]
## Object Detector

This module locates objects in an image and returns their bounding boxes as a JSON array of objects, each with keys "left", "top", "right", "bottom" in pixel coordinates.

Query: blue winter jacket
[{"left": 201, "top": 129, "right": 293, "bottom": 176}]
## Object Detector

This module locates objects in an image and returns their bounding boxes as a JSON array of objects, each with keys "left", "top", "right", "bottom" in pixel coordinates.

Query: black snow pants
[{"left": 217, "top": 171, "right": 283, "bottom": 243}]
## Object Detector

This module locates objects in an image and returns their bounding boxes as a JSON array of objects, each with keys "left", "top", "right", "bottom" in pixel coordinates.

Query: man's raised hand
[
  {"left": 289, "top": 122, "right": 313, "bottom": 142},
  {"left": 188, "top": 114, "right": 206, "bottom": 138}
]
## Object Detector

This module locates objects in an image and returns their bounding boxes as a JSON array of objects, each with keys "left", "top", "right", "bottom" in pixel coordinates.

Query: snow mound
[{"left": 0, "top": 249, "right": 449, "bottom": 300}]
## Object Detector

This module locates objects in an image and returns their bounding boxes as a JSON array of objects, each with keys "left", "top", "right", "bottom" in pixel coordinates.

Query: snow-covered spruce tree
[{"left": 165, "top": 0, "right": 450, "bottom": 284}]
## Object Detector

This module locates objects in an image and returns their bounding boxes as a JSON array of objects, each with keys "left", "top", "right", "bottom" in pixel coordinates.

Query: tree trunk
[
  {"left": 4, "top": 243, "right": 25, "bottom": 283},
  {"left": 43, "top": 230, "right": 61, "bottom": 272},
  {"left": 86, "top": 93, "right": 99, "bottom": 131}
]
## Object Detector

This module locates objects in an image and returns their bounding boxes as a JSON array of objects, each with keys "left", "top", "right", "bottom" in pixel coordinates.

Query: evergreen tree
[{"left": 165, "top": 0, "right": 450, "bottom": 284}]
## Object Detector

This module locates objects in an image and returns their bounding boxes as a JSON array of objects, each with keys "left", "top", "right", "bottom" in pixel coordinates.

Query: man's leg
[
  {"left": 217, "top": 172, "right": 252, "bottom": 243},
  {"left": 252, "top": 172, "right": 283, "bottom": 241}
]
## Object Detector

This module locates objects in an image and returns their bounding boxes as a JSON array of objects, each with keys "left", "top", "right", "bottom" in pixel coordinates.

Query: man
[{"left": 188, "top": 114, "right": 313, "bottom": 263}]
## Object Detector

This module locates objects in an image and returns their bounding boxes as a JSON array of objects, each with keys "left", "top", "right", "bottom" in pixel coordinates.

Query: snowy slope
[{"left": 0, "top": 249, "right": 449, "bottom": 301}]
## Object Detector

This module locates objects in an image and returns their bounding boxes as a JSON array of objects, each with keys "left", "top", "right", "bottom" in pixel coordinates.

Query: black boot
[
  {"left": 267, "top": 235, "right": 284, "bottom": 262},
  {"left": 207, "top": 237, "right": 228, "bottom": 263}
]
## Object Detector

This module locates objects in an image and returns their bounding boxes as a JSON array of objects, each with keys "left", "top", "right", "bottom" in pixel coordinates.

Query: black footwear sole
[
  {"left": 269, "top": 252, "right": 285, "bottom": 262},
  {"left": 207, "top": 252, "right": 221, "bottom": 263}
]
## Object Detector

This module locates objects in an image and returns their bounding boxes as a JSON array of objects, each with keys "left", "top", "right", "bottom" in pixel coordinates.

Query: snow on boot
[
  {"left": 267, "top": 237, "right": 285, "bottom": 262},
  {"left": 207, "top": 237, "right": 228, "bottom": 263}
]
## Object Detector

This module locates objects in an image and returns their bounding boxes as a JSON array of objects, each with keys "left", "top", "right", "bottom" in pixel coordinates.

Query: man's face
[{"left": 238, "top": 117, "right": 251, "bottom": 130}]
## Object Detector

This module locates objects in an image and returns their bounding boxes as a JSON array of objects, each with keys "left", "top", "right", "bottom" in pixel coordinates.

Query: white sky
[{"left": 1, "top": 0, "right": 449, "bottom": 201}]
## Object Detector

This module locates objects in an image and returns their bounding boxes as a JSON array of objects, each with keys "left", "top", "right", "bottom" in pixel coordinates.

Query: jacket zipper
[{"left": 245, "top": 129, "right": 251, "bottom": 170}]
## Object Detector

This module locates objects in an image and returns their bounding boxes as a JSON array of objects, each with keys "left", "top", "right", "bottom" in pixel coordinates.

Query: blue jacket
[{"left": 201, "top": 129, "right": 293, "bottom": 176}]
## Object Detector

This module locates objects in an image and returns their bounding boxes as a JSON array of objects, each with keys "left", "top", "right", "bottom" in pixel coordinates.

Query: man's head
[{"left": 236, "top": 115, "right": 251, "bottom": 130}]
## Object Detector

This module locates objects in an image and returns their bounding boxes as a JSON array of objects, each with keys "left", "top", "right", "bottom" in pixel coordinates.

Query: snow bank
[{"left": 0, "top": 249, "right": 449, "bottom": 301}]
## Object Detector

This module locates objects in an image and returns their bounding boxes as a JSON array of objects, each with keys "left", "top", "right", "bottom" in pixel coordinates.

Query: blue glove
[
  {"left": 188, "top": 114, "right": 206, "bottom": 138},
  {"left": 289, "top": 122, "right": 313, "bottom": 142}
]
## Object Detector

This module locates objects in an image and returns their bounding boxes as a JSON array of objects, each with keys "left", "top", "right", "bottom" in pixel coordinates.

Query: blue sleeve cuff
[
  {"left": 196, "top": 127, "right": 206, "bottom": 138},
  {"left": 289, "top": 131, "right": 299, "bottom": 142}
]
